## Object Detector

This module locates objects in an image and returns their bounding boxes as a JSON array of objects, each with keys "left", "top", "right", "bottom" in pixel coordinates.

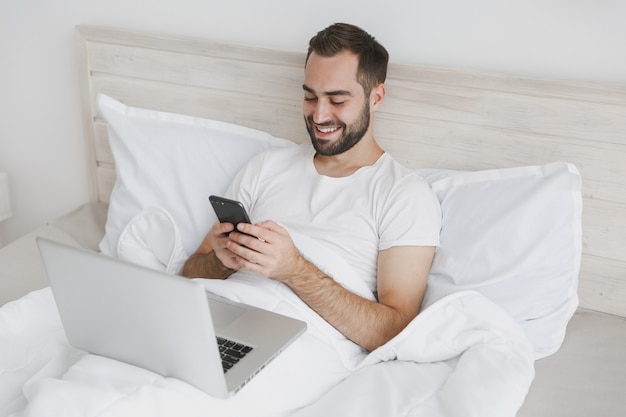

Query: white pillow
[
  {"left": 97, "top": 94, "right": 294, "bottom": 257},
  {"left": 417, "top": 162, "right": 582, "bottom": 358}
]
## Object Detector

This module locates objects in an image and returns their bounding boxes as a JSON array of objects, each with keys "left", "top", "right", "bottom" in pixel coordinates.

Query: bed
[{"left": 1, "top": 25, "right": 625, "bottom": 416}]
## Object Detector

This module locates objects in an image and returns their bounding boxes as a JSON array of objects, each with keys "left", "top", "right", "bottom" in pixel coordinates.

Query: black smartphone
[{"left": 209, "top": 195, "right": 251, "bottom": 231}]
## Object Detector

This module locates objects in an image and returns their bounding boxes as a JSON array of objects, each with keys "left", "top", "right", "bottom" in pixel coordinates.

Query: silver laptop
[{"left": 37, "top": 237, "right": 306, "bottom": 398}]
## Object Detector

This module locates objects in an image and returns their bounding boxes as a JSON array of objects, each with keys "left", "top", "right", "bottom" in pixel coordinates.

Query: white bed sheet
[
  {"left": 0, "top": 282, "right": 534, "bottom": 417},
  {"left": 1, "top": 203, "right": 625, "bottom": 416},
  {"left": 1, "top": 209, "right": 536, "bottom": 417}
]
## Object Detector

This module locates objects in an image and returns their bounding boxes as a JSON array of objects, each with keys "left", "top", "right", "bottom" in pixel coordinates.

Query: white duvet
[{"left": 0, "top": 227, "right": 535, "bottom": 417}]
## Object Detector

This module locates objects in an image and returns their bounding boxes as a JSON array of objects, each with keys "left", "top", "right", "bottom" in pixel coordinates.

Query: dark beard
[{"left": 305, "top": 101, "right": 370, "bottom": 156}]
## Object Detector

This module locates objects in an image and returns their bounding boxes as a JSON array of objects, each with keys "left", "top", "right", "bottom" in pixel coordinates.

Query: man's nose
[{"left": 312, "top": 100, "right": 332, "bottom": 124}]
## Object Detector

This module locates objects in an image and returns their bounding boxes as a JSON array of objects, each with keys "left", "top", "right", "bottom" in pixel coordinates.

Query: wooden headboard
[{"left": 75, "top": 25, "right": 626, "bottom": 318}]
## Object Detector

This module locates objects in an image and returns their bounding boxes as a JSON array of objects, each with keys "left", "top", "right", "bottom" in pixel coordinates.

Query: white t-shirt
[{"left": 226, "top": 143, "right": 441, "bottom": 292}]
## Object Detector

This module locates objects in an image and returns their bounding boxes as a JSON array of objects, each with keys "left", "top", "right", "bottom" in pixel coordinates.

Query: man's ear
[{"left": 370, "top": 83, "right": 386, "bottom": 110}]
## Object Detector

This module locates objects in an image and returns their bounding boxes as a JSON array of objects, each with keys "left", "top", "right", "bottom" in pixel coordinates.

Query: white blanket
[{"left": 0, "top": 228, "right": 535, "bottom": 417}]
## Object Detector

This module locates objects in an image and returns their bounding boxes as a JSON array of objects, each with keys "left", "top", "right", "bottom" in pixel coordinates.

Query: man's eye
[
  {"left": 330, "top": 101, "right": 345, "bottom": 106},
  {"left": 304, "top": 97, "right": 317, "bottom": 102}
]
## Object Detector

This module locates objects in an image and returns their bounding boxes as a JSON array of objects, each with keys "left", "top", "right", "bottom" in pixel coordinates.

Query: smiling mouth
[{"left": 315, "top": 125, "right": 340, "bottom": 135}]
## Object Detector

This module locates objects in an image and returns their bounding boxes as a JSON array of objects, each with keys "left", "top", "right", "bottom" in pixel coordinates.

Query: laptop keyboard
[{"left": 217, "top": 336, "right": 254, "bottom": 373}]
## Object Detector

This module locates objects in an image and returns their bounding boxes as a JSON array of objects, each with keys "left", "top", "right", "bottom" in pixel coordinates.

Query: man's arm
[{"left": 224, "top": 220, "right": 436, "bottom": 351}]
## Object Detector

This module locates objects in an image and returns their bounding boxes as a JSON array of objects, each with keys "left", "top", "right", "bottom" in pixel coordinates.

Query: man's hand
[
  {"left": 224, "top": 221, "right": 307, "bottom": 279},
  {"left": 182, "top": 221, "right": 242, "bottom": 278}
]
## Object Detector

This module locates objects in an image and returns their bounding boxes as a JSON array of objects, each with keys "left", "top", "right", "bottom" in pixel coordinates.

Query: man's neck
[{"left": 313, "top": 138, "right": 384, "bottom": 178}]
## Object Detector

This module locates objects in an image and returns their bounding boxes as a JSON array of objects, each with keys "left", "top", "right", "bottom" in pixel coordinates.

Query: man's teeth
[{"left": 318, "top": 126, "right": 339, "bottom": 133}]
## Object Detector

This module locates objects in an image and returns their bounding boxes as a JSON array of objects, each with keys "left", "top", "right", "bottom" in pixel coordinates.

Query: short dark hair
[{"left": 306, "top": 23, "right": 389, "bottom": 95}]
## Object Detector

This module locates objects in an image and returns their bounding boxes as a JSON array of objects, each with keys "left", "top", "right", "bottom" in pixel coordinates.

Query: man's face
[{"left": 303, "top": 51, "right": 372, "bottom": 156}]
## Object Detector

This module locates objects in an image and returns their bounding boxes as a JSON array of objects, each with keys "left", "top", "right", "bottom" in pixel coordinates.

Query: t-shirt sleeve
[
  {"left": 224, "top": 152, "right": 266, "bottom": 215},
  {"left": 378, "top": 173, "right": 442, "bottom": 251}
]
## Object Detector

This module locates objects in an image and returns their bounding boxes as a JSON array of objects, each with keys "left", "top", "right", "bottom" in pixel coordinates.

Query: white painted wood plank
[
  {"left": 90, "top": 76, "right": 306, "bottom": 144},
  {"left": 382, "top": 80, "right": 626, "bottom": 145},
  {"left": 579, "top": 254, "right": 626, "bottom": 317},
  {"left": 86, "top": 42, "right": 304, "bottom": 102}
]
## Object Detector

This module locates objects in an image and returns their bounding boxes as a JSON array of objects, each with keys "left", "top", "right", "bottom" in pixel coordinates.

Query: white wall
[{"left": 1, "top": 0, "right": 625, "bottom": 246}]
